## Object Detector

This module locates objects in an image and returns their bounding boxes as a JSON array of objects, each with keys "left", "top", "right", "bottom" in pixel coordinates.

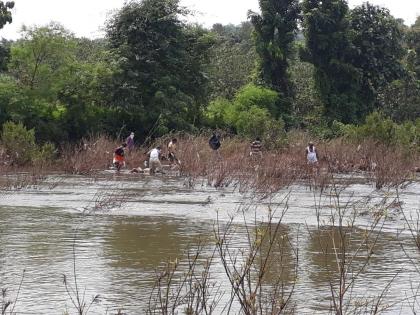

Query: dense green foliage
[
  {"left": 407, "top": 17, "right": 420, "bottom": 79},
  {"left": 249, "top": 0, "right": 300, "bottom": 120},
  {"left": 0, "top": 0, "right": 418, "bottom": 157},
  {"left": 339, "top": 112, "right": 420, "bottom": 149},
  {"left": 205, "top": 84, "right": 287, "bottom": 147},
  {"left": 0, "top": 1, "right": 13, "bottom": 29},
  {"left": 207, "top": 22, "right": 256, "bottom": 100},
  {"left": 0, "top": 121, "right": 56, "bottom": 165},
  {"left": 106, "top": 0, "right": 214, "bottom": 137},
  {"left": 301, "top": 0, "right": 359, "bottom": 123}
]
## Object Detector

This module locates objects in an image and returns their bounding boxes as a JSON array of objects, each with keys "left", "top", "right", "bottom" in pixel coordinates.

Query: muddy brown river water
[{"left": 0, "top": 173, "right": 419, "bottom": 314}]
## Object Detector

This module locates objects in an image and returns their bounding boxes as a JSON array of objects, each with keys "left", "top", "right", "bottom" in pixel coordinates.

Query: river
[{"left": 0, "top": 173, "right": 419, "bottom": 314}]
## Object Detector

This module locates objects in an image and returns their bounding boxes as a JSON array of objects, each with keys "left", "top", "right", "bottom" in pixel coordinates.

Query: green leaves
[
  {"left": 0, "top": 1, "right": 14, "bottom": 30},
  {"left": 250, "top": 0, "right": 300, "bottom": 116},
  {"left": 106, "top": 0, "right": 214, "bottom": 136}
]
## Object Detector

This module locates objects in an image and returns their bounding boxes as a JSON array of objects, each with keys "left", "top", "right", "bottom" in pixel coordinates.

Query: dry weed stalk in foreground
[
  {"left": 308, "top": 180, "right": 403, "bottom": 315},
  {"left": 146, "top": 195, "right": 299, "bottom": 315}
]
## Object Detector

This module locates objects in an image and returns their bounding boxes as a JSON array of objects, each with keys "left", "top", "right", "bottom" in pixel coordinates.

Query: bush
[
  {"left": 233, "top": 84, "right": 279, "bottom": 116},
  {"left": 34, "top": 142, "right": 57, "bottom": 165},
  {"left": 0, "top": 121, "right": 57, "bottom": 165},
  {"left": 342, "top": 112, "right": 419, "bottom": 149},
  {"left": 1, "top": 121, "right": 37, "bottom": 165},
  {"left": 204, "top": 84, "right": 287, "bottom": 147}
]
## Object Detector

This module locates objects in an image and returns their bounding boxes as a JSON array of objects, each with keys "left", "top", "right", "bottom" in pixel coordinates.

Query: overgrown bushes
[
  {"left": 205, "top": 84, "right": 288, "bottom": 148},
  {"left": 338, "top": 112, "right": 419, "bottom": 149},
  {"left": 0, "top": 121, "right": 56, "bottom": 165}
]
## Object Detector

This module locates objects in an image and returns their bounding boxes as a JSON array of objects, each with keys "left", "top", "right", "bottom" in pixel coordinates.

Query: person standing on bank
[
  {"left": 168, "top": 138, "right": 180, "bottom": 165},
  {"left": 209, "top": 133, "right": 221, "bottom": 159},
  {"left": 306, "top": 141, "right": 318, "bottom": 165},
  {"left": 126, "top": 132, "right": 135, "bottom": 152},
  {"left": 250, "top": 137, "right": 263, "bottom": 158}
]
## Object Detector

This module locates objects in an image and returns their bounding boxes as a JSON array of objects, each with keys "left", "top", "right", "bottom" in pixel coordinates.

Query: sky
[{"left": 0, "top": 0, "right": 419, "bottom": 40}]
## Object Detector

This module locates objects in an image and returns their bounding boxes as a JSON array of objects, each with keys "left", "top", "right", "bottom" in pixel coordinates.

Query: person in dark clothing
[{"left": 209, "top": 133, "right": 221, "bottom": 151}]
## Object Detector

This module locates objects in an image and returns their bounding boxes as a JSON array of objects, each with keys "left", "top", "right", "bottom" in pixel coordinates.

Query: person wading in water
[{"left": 113, "top": 143, "right": 127, "bottom": 171}]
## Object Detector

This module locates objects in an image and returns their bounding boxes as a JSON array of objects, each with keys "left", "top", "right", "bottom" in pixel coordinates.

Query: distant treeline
[{"left": 0, "top": 0, "right": 419, "bottom": 145}]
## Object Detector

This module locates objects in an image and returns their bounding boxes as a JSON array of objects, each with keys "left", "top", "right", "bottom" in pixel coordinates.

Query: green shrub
[
  {"left": 233, "top": 84, "right": 279, "bottom": 116},
  {"left": 34, "top": 142, "right": 57, "bottom": 165},
  {"left": 341, "top": 112, "right": 419, "bottom": 149},
  {"left": 1, "top": 121, "right": 37, "bottom": 165},
  {"left": 204, "top": 84, "right": 287, "bottom": 147}
]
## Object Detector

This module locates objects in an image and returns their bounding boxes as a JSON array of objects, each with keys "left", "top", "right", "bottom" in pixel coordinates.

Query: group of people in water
[{"left": 112, "top": 132, "right": 319, "bottom": 173}]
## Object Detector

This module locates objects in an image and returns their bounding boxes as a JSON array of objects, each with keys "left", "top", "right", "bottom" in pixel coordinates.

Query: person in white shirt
[
  {"left": 306, "top": 141, "right": 318, "bottom": 165},
  {"left": 149, "top": 146, "right": 162, "bottom": 174}
]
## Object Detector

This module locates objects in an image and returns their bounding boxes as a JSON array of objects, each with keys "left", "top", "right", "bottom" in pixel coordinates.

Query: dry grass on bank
[{"left": 0, "top": 132, "right": 419, "bottom": 192}]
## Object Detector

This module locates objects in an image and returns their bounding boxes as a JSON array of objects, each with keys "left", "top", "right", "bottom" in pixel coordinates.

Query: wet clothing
[
  {"left": 209, "top": 135, "right": 221, "bottom": 151},
  {"left": 306, "top": 146, "right": 318, "bottom": 164}
]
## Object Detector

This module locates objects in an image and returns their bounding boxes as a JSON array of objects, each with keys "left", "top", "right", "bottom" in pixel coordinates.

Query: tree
[
  {"left": 0, "top": 1, "right": 14, "bottom": 72},
  {"left": 249, "top": 0, "right": 300, "bottom": 118},
  {"left": 0, "top": 39, "right": 11, "bottom": 71},
  {"left": 106, "top": 0, "right": 214, "bottom": 137},
  {"left": 407, "top": 17, "right": 420, "bottom": 80},
  {"left": 348, "top": 3, "right": 405, "bottom": 110},
  {"left": 301, "top": 0, "right": 362, "bottom": 123},
  {"left": 0, "top": 1, "right": 13, "bottom": 29},
  {"left": 378, "top": 78, "right": 420, "bottom": 123},
  {"left": 207, "top": 22, "right": 257, "bottom": 100},
  {"left": 8, "top": 23, "right": 77, "bottom": 99},
  {"left": 6, "top": 23, "right": 113, "bottom": 142}
]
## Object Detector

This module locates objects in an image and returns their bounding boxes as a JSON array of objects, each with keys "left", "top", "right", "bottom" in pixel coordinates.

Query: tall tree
[
  {"left": 6, "top": 23, "right": 112, "bottom": 142},
  {"left": 106, "top": 0, "right": 214, "bottom": 136},
  {"left": 407, "top": 17, "right": 420, "bottom": 80},
  {"left": 8, "top": 23, "right": 77, "bottom": 98},
  {"left": 301, "top": 0, "right": 362, "bottom": 123},
  {"left": 0, "top": 1, "right": 13, "bottom": 29},
  {"left": 348, "top": 3, "right": 405, "bottom": 111},
  {"left": 0, "top": 1, "right": 14, "bottom": 72},
  {"left": 249, "top": 0, "right": 300, "bottom": 118},
  {"left": 207, "top": 22, "right": 257, "bottom": 100}
]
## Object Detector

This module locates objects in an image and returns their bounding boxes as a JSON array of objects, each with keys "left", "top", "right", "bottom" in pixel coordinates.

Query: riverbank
[{"left": 1, "top": 133, "right": 419, "bottom": 192}]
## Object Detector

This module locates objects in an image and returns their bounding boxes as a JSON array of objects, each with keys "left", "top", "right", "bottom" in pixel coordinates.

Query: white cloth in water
[
  {"left": 307, "top": 146, "right": 317, "bottom": 163},
  {"left": 150, "top": 148, "right": 160, "bottom": 161}
]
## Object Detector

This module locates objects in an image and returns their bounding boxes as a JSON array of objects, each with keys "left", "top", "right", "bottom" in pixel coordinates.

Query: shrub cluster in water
[{"left": 0, "top": 121, "right": 56, "bottom": 166}]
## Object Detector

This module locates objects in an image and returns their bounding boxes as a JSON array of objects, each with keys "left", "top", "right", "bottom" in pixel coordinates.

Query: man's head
[
  {"left": 256, "top": 137, "right": 261, "bottom": 142},
  {"left": 122, "top": 143, "right": 127, "bottom": 147},
  {"left": 172, "top": 138, "right": 177, "bottom": 143},
  {"left": 308, "top": 141, "right": 314, "bottom": 148},
  {"left": 157, "top": 146, "right": 162, "bottom": 151},
  {"left": 130, "top": 132, "right": 135, "bottom": 139}
]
